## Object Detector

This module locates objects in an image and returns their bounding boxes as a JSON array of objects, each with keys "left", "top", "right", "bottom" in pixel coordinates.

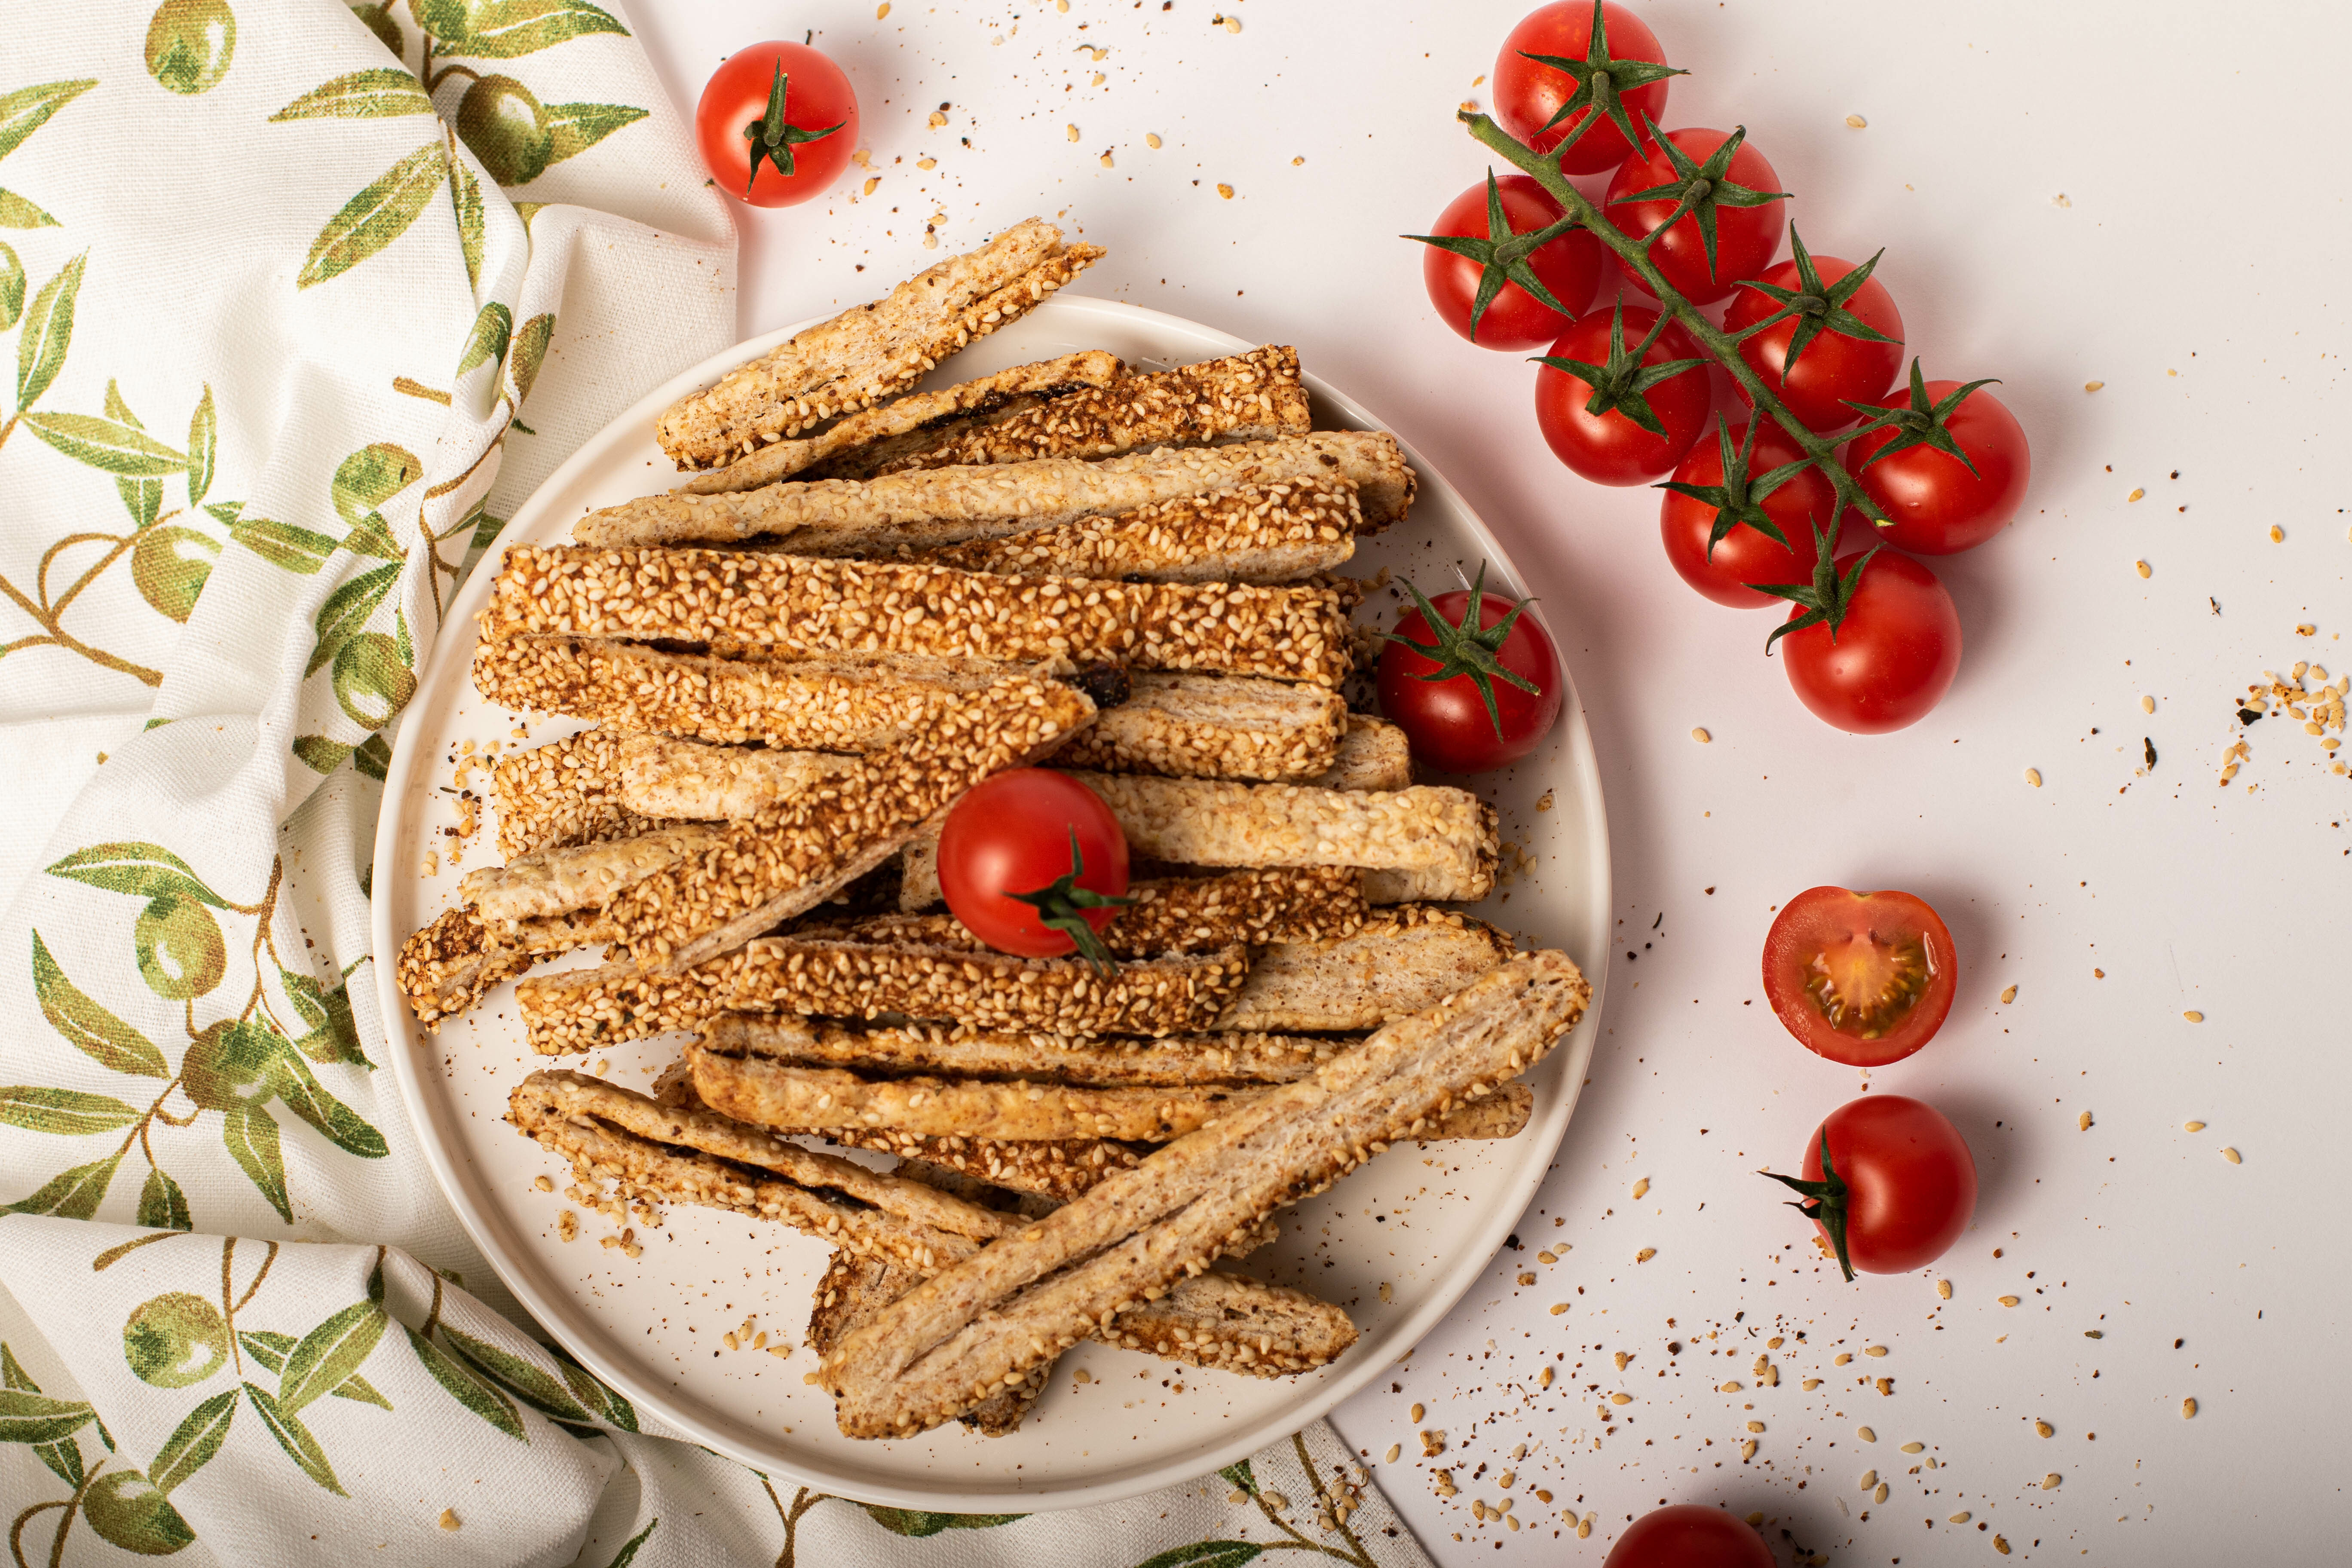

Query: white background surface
[{"left": 616, "top": 2, "right": 2349, "bottom": 1561}]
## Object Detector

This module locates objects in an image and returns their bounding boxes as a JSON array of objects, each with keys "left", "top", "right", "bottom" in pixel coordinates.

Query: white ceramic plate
[{"left": 373, "top": 295, "right": 1612, "bottom": 1511}]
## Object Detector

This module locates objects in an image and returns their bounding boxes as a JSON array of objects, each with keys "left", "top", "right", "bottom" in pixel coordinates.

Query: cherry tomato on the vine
[
  {"left": 1605, "top": 126, "right": 1788, "bottom": 306},
  {"left": 1493, "top": 1, "right": 1678, "bottom": 176},
  {"left": 1767, "top": 1095, "right": 1977, "bottom": 1279},
  {"left": 1724, "top": 235, "right": 1906, "bottom": 434},
  {"left": 1533, "top": 301, "right": 1711, "bottom": 486},
  {"left": 1843, "top": 368, "right": 2032, "bottom": 555},
  {"left": 1761, "top": 886, "right": 1957, "bottom": 1067},
  {"left": 694, "top": 42, "right": 858, "bottom": 208},
  {"left": 1414, "top": 174, "right": 1603, "bottom": 351},
  {"left": 1768, "top": 549, "right": 1961, "bottom": 734},
  {"left": 1377, "top": 568, "right": 1562, "bottom": 775},
  {"left": 1602, "top": 1505, "right": 1776, "bottom": 1568},
  {"left": 1657, "top": 418, "right": 1831, "bottom": 608},
  {"left": 937, "top": 771, "right": 1131, "bottom": 965}
]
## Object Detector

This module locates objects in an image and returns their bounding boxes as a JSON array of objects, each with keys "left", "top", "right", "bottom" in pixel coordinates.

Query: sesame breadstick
[
  {"left": 481, "top": 547, "right": 1354, "bottom": 688},
  {"left": 492, "top": 729, "right": 664, "bottom": 860},
  {"left": 816, "top": 951, "right": 1590, "bottom": 1438},
  {"left": 515, "top": 939, "right": 1251, "bottom": 1055},
  {"left": 837, "top": 867, "right": 1366, "bottom": 957},
  {"left": 899, "top": 474, "right": 1357, "bottom": 586},
  {"left": 572, "top": 430, "right": 1414, "bottom": 552},
  {"left": 394, "top": 906, "right": 533, "bottom": 1032},
  {"left": 1216, "top": 906, "right": 1517, "bottom": 1033},
  {"left": 829, "top": 345, "right": 1313, "bottom": 482},
  {"left": 1053, "top": 671, "right": 1347, "bottom": 781},
  {"left": 701, "top": 1013, "right": 1351, "bottom": 1089},
  {"left": 807, "top": 1252, "right": 1046, "bottom": 1436},
  {"left": 616, "top": 734, "right": 857, "bottom": 821},
  {"left": 683, "top": 350, "right": 1123, "bottom": 494},
  {"left": 1308, "top": 714, "right": 1414, "bottom": 793},
  {"left": 656, "top": 219, "right": 1103, "bottom": 469}
]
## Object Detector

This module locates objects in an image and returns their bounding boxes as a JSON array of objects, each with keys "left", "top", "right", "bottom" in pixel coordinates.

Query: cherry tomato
[
  {"left": 1657, "top": 420, "right": 1831, "bottom": 608},
  {"left": 694, "top": 42, "right": 857, "bottom": 208},
  {"left": 1761, "top": 886, "right": 1956, "bottom": 1067},
  {"left": 1777, "top": 551, "right": 1960, "bottom": 734},
  {"left": 1493, "top": 2, "right": 1675, "bottom": 176},
  {"left": 1843, "top": 377, "right": 2032, "bottom": 555},
  {"left": 937, "top": 771, "right": 1129, "bottom": 961},
  {"left": 1533, "top": 304, "right": 1711, "bottom": 486},
  {"left": 1772, "top": 1095, "right": 1978, "bottom": 1278},
  {"left": 1377, "top": 573, "right": 1562, "bottom": 775},
  {"left": 1418, "top": 175, "right": 1603, "bottom": 350},
  {"left": 1602, "top": 1504, "right": 1774, "bottom": 1568},
  {"left": 1606, "top": 128, "right": 1788, "bottom": 305},
  {"left": 1724, "top": 251, "right": 1906, "bottom": 433}
]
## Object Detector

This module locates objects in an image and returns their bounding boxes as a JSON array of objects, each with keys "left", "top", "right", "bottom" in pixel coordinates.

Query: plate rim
[{"left": 373, "top": 293, "right": 1612, "bottom": 1510}]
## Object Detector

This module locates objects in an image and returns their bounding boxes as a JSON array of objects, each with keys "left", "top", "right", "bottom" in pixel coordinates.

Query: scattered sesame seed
[
  {"left": 1610, "top": 1392, "right": 1632, "bottom": 1406},
  {"left": 1100, "top": 153, "right": 1115, "bottom": 168},
  {"left": 2078, "top": 1111, "right": 2094, "bottom": 1131},
  {"left": 2128, "top": 488, "right": 2145, "bottom": 502},
  {"left": 1635, "top": 1246, "right": 1656, "bottom": 1263},
  {"left": 927, "top": 110, "right": 947, "bottom": 128},
  {"left": 1863, "top": 1345, "right": 1889, "bottom": 1358},
  {"left": 862, "top": 176, "right": 880, "bottom": 196},
  {"left": 2183, "top": 1011, "right": 2203, "bottom": 1023},
  {"left": 439, "top": 1509, "right": 461, "bottom": 1531},
  {"left": 1066, "top": 124, "right": 1081, "bottom": 142},
  {"left": 2041, "top": 1473, "right": 2061, "bottom": 1491},
  {"left": 2083, "top": 380, "right": 2104, "bottom": 392},
  {"left": 2270, "top": 525, "right": 2285, "bottom": 542},
  {"left": 1217, "top": 183, "right": 1234, "bottom": 199},
  {"left": 1900, "top": 1441, "right": 1925, "bottom": 1454},
  {"left": 1410, "top": 1403, "right": 1425, "bottom": 1423},
  {"left": 1802, "top": 1378, "right": 1822, "bottom": 1390},
  {"left": 2025, "top": 768, "right": 2042, "bottom": 787},
  {"left": 1937, "top": 1279, "right": 1953, "bottom": 1299},
  {"left": 532, "top": 1174, "right": 553, "bottom": 1192},
  {"left": 2136, "top": 560, "right": 2152, "bottom": 578},
  {"left": 1995, "top": 1534, "right": 2012, "bottom": 1554},
  {"left": 1845, "top": 113, "right": 1868, "bottom": 128},
  {"left": 1549, "top": 1302, "right": 1568, "bottom": 1314},
  {"left": 1834, "top": 1353, "right": 1852, "bottom": 1366},
  {"left": 2221, "top": 1147, "right": 2241, "bottom": 1164},
  {"left": 2182, "top": 1398, "right": 2198, "bottom": 1419},
  {"left": 1539, "top": 1366, "right": 1554, "bottom": 1388},
  {"left": 1385, "top": 1443, "right": 1402, "bottom": 1463},
  {"left": 1747, "top": 1420, "right": 1766, "bottom": 1433},
  {"left": 1691, "top": 727, "right": 1711, "bottom": 744},
  {"left": 1859, "top": 1469, "right": 1878, "bottom": 1491},
  {"left": 1145, "top": 132, "right": 1162, "bottom": 148},
  {"left": 1950, "top": 1511, "right": 1972, "bottom": 1524},
  {"left": 1874, "top": 1482, "right": 1890, "bottom": 1503},
  {"left": 1224, "top": 13, "right": 1242, "bottom": 31},
  {"left": 2084, "top": 1329, "right": 2103, "bottom": 1339},
  {"left": 876, "top": 1, "right": 889, "bottom": 14},
  {"left": 2000, "top": 984, "right": 2018, "bottom": 1003},
  {"left": 1999, "top": 1296, "right": 2021, "bottom": 1308},
  {"left": 2035, "top": 1421, "right": 2055, "bottom": 1437},
  {"left": 2184, "top": 1120, "right": 2205, "bottom": 1132},
  {"left": 1719, "top": 1381, "right": 1743, "bottom": 1393}
]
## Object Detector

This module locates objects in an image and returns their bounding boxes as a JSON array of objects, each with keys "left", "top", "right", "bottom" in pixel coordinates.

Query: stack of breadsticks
[{"left": 394, "top": 217, "right": 1589, "bottom": 1439}]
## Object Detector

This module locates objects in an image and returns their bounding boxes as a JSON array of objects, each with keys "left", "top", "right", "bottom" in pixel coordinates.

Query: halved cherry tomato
[
  {"left": 1724, "top": 243, "right": 1906, "bottom": 434},
  {"left": 938, "top": 770, "right": 1130, "bottom": 964},
  {"left": 1415, "top": 174, "right": 1603, "bottom": 350},
  {"left": 1605, "top": 127, "right": 1788, "bottom": 306},
  {"left": 1657, "top": 419, "right": 1831, "bottom": 608},
  {"left": 1492, "top": 2, "right": 1677, "bottom": 176},
  {"left": 1843, "top": 371, "right": 2032, "bottom": 555},
  {"left": 1603, "top": 1504, "right": 1775, "bottom": 1568},
  {"left": 1768, "top": 1094, "right": 1977, "bottom": 1278},
  {"left": 1762, "top": 885, "right": 1957, "bottom": 1066},
  {"left": 1532, "top": 302, "right": 1711, "bottom": 486}
]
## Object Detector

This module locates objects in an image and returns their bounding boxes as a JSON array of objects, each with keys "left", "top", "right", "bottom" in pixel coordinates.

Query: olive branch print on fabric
[
  {"left": 10, "top": 844, "right": 382, "bottom": 1229},
  {"left": 278, "top": 2, "right": 647, "bottom": 292},
  {"left": 0, "top": 1238, "right": 652, "bottom": 1560}
]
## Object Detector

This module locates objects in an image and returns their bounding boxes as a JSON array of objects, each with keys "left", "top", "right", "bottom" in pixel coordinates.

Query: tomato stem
[
  {"left": 1004, "top": 828, "right": 1135, "bottom": 977},
  {"left": 1458, "top": 94, "right": 1892, "bottom": 535},
  {"left": 1379, "top": 562, "right": 1542, "bottom": 741},
  {"left": 1760, "top": 1130, "right": 1856, "bottom": 1282}
]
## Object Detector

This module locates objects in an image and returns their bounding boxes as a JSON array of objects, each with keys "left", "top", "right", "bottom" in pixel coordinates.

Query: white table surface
[{"left": 625, "top": 1, "right": 2348, "bottom": 1560}]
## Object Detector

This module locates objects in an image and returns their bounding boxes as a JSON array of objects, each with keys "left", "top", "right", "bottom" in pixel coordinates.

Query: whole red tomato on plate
[
  {"left": 1412, "top": 172, "right": 1602, "bottom": 350},
  {"left": 1492, "top": 1, "right": 1680, "bottom": 175},
  {"left": 1533, "top": 300, "right": 1711, "bottom": 485},
  {"left": 1602, "top": 1504, "right": 1775, "bottom": 1568},
  {"left": 1723, "top": 230, "right": 1905, "bottom": 433},
  {"left": 695, "top": 42, "right": 857, "bottom": 207},
  {"left": 1377, "top": 566, "right": 1562, "bottom": 774},
  {"left": 1657, "top": 417, "right": 1831, "bottom": 607},
  {"left": 938, "top": 770, "right": 1131, "bottom": 968},
  {"left": 1761, "top": 886, "right": 1956, "bottom": 1066},
  {"left": 1762, "top": 547, "right": 1961, "bottom": 733},
  {"left": 1843, "top": 363, "right": 2032, "bottom": 554},
  {"left": 1605, "top": 126, "right": 1788, "bottom": 306},
  {"left": 1766, "top": 1095, "right": 1977, "bottom": 1279}
]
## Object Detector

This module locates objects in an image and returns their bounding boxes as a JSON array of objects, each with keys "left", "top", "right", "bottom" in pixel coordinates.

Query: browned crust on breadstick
[
  {"left": 514, "top": 939, "right": 1250, "bottom": 1054},
  {"left": 572, "top": 432, "right": 1413, "bottom": 554},
  {"left": 833, "top": 345, "right": 1313, "bottom": 481},
  {"left": 394, "top": 905, "right": 533, "bottom": 1031},
  {"left": 493, "top": 730, "right": 664, "bottom": 861},
  {"left": 842, "top": 866, "right": 1366, "bottom": 957},
  {"left": 684, "top": 351, "right": 1124, "bottom": 494},
  {"left": 701, "top": 1013, "right": 1351, "bottom": 1088},
  {"left": 1051, "top": 672, "right": 1345, "bottom": 783},
  {"left": 808, "top": 1251, "right": 1045, "bottom": 1436},
  {"left": 616, "top": 734, "right": 857, "bottom": 821},
  {"left": 1216, "top": 906, "right": 1517, "bottom": 1034},
  {"left": 481, "top": 547, "right": 1354, "bottom": 688},
  {"left": 1308, "top": 714, "right": 1414, "bottom": 793},
  {"left": 817, "top": 951, "right": 1589, "bottom": 1436},
  {"left": 656, "top": 220, "right": 1101, "bottom": 469}
]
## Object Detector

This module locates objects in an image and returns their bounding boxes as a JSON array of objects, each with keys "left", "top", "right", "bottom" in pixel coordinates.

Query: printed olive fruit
[
  {"left": 333, "top": 631, "right": 416, "bottom": 729},
  {"left": 458, "top": 75, "right": 553, "bottom": 187},
  {"left": 131, "top": 526, "right": 218, "bottom": 624},
  {"left": 122, "top": 1292, "right": 228, "bottom": 1388},
  {"left": 179, "top": 1019, "right": 279, "bottom": 1110},
  {"left": 134, "top": 894, "right": 225, "bottom": 1001},
  {"left": 82, "top": 1470, "right": 195, "bottom": 1556},
  {"left": 146, "top": 0, "right": 236, "bottom": 95}
]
